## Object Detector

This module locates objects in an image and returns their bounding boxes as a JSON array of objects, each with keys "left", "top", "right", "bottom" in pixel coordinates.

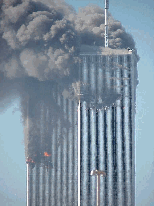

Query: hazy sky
[{"left": 0, "top": 0, "right": 154, "bottom": 205}]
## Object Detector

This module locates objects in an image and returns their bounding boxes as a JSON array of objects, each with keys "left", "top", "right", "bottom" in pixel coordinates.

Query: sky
[{"left": 0, "top": 0, "right": 154, "bottom": 205}]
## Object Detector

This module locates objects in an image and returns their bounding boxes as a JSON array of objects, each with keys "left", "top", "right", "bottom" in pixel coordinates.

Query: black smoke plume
[{"left": 0, "top": 0, "right": 137, "bottom": 162}]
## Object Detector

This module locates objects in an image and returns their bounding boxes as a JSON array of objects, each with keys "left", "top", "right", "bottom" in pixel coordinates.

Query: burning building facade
[
  {"left": 26, "top": 81, "right": 79, "bottom": 206},
  {"left": 26, "top": 45, "right": 138, "bottom": 206},
  {"left": 0, "top": 0, "right": 139, "bottom": 205}
]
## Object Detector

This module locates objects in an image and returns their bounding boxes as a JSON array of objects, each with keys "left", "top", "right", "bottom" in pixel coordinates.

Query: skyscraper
[
  {"left": 78, "top": 45, "right": 138, "bottom": 206},
  {"left": 26, "top": 45, "right": 138, "bottom": 206}
]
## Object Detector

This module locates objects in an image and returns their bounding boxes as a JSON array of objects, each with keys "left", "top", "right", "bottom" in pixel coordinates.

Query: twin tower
[
  {"left": 26, "top": 1, "right": 138, "bottom": 205},
  {"left": 26, "top": 44, "right": 138, "bottom": 206}
]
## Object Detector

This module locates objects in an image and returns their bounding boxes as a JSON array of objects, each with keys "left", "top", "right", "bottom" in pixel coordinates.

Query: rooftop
[{"left": 79, "top": 45, "right": 135, "bottom": 56}]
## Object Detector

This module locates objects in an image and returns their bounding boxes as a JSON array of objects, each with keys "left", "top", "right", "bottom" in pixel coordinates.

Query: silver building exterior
[
  {"left": 26, "top": 83, "right": 79, "bottom": 206},
  {"left": 26, "top": 45, "right": 138, "bottom": 206},
  {"left": 78, "top": 46, "right": 138, "bottom": 206}
]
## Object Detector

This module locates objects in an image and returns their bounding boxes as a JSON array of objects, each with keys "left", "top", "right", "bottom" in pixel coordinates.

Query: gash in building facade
[{"left": 26, "top": 45, "right": 138, "bottom": 206}]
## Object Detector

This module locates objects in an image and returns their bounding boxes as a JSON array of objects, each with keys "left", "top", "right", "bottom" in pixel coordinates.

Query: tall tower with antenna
[{"left": 25, "top": 1, "right": 138, "bottom": 205}]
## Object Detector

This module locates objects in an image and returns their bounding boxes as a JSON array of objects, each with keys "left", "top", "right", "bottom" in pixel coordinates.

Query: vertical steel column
[
  {"left": 86, "top": 55, "right": 91, "bottom": 206},
  {"left": 80, "top": 100, "right": 84, "bottom": 206},
  {"left": 59, "top": 95, "right": 63, "bottom": 206},
  {"left": 131, "top": 56, "right": 136, "bottom": 206},
  {"left": 71, "top": 100, "right": 75, "bottom": 205},
  {"left": 104, "top": 109, "right": 108, "bottom": 205},
  {"left": 35, "top": 164, "right": 40, "bottom": 206},
  {"left": 96, "top": 110, "right": 99, "bottom": 170},
  {"left": 56, "top": 92, "right": 61, "bottom": 206},
  {"left": 61, "top": 96, "right": 67, "bottom": 206},
  {"left": 78, "top": 100, "right": 81, "bottom": 206},
  {"left": 34, "top": 100, "right": 42, "bottom": 206},
  {"left": 54, "top": 85, "right": 58, "bottom": 206},
  {"left": 46, "top": 103, "right": 52, "bottom": 206},
  {"left": 74, "top": 101, "right": 78, "bottom": 206},
  {"left": 42, "top": 166, "right": 46, "bottom": 206},
  {"left": 25, "top": 97, "right": 30, "bottom": 203},
  {"left": 120, "top": 56, "right": 127, "bottom": 205},
  {"left": 67, "top": 99, "right": 73, "bottom": 205},
  {"left": 27, "top": 164, "right": 29, "bottom": 206},
  {"left": 29, "top": 165, "right": 33, "bottom": 206},
  {"left": 128, "top": 55, "right": 134, "bottom": 206},
  {"left": 65, "top": 98, "right": 69, "bottom": 206},
  {"left": 112, "top": 105, "right": 118, "bottom": 206},
  {"left": 70, "top": 100, "right": 75, "bottom": 205},
  {"left": 87, "top": 108, "right": 91, "bottom": 206},
  {"left": 48, "top": 166, "right": 52, "bottom": 206},
  {"left": 60, "top": 95, "right": 64, "bottom": 206},
  {"left": 95, "top": 56, "right": 100, "bottom": 171}
]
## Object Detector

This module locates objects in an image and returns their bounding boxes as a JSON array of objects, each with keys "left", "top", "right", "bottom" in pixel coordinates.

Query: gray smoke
[
  {"left": 0, "top": 1, "right": 136, "bottom": 82},
  {"left": 0, "top": 0, "right": 137, "bottom": 160},
  {"left": 74, "top": 5, "right": 135, "bottom": 49},
  {"left": 0, "top": 0, "right": 79, "bottom": 82}
]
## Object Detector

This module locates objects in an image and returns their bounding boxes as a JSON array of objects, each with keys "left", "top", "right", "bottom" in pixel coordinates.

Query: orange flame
[
  {"left": 44, "top": 152, "right": 51, "bottom": 157},
  {"left": 26, "top": 157, "right": 35, "bottom": 164}
]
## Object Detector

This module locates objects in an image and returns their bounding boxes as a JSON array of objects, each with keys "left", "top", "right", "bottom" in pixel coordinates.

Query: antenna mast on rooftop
[{"left": 105, "top": 0, "right": 109, "bottom": 47}]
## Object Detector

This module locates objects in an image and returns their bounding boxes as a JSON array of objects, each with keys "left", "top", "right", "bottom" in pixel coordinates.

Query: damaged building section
[
  {"left": 0, "top": 1, "right": 139, "bottom": 206},
  {"left": 26, "top": 46, "right": 138, "bottom": 206}
]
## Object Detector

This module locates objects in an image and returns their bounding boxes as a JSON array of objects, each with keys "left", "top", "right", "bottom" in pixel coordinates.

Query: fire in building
[
  {"left": 0, "top": 0, "right": 140, "bottom": 204},
  {"left": 26, "top": 44, "right": 138, "bottom": 206},
  {"left": 0, "top": 0, "right": 138, "bottom": 206}
]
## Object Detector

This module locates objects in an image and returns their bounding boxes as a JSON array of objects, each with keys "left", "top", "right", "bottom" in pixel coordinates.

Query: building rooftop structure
[{"left": 80, "top": 45, "right": 136, "bottom": 56}]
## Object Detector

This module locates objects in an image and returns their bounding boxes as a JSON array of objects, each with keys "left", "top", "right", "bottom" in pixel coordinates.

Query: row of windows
[{"left": 80, "top": 55, "right": 132, "bottom": 65}]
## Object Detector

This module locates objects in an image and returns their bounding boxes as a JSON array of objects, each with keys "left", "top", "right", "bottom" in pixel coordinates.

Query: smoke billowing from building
[{"left": 0, "top": 0, "right": 137, "bottom": 160}]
